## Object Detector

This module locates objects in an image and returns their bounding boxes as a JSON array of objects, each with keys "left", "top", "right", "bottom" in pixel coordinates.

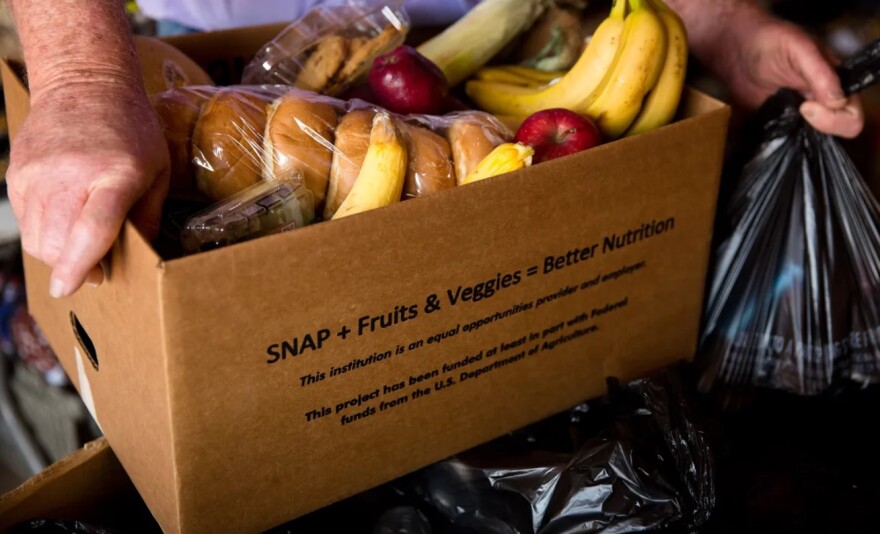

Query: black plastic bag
[
  {"left": 8, "top": 520, "right": 119, "bottom": 534},
  {"left": 395, "top": 366, "right": 714, "bottom": 534},
  {"left": 698, "top": 39, "right": 880, "bottom": 395}
]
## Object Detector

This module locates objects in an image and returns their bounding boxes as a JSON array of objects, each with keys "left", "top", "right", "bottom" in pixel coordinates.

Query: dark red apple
[
  {"left": 514, "top": 109, "right": 602, "bottom": 164},
  {"left": 368, "top": 45, "right": 449, "bottom": 115}
]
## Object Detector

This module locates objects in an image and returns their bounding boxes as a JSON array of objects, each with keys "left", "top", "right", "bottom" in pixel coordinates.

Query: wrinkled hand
[
  {"left": 7, "top": 83, "right": 169, "bottom": 298},
  {"left": 718, "top": 9, "right": 863, "bottom": 138}
]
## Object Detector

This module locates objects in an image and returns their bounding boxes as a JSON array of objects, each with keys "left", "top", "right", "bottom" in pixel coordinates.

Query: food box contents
[
  {"left": 181, "top": 179, "right": 315, "bottom": 253},
  {"left": 464, "top": 0, "right": 688, "bottom": 140},
  {"left": 151, "top": 84, "right": 514, "bottom": 253},
  {"left": 241, "top": 0, "right": 410, "bottom": 96},
  {"left": 144, "top": 0, "right": 697, "bottom": 257}
]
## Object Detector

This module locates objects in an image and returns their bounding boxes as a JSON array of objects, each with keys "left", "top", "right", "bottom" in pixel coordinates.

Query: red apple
[
  {"left": 368, "top": 45, "right": 449, "bottom": 115},
  {"left": 514, "top": 109, "right": 602, "bottom": 164}
]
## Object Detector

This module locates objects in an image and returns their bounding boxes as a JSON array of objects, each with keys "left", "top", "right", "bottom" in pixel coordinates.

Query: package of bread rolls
[
  {"left": 241, "top": 0, "right": 410, "bottom": 97},
  {"left": 150, "top": 84, "right": 512, "bottom": 256}
]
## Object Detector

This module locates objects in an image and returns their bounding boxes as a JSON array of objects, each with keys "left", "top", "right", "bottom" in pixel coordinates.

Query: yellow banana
[
  {"left": 502, "top": 65, "right": 566, "bottom": 84},
  {"left": 463, "top": 143, "right": 534, "bottom": 185},
  {"left": 473, "top": 65, "right": 566, "bottom": 87},
  {"left": 583, "top": 0, "right": 668, "bottom": 139},
  {"left": 332, "top": 113, "right": 407, "bottom": 220},
  {"left": 474, "top": 66, "right": 549, "bottom": 88},
  {"left": 465, "top": 0, "right": 627, "bottom": 117},
  {"left": 624, "top": 0, "right": 688, "bottom": 136}
]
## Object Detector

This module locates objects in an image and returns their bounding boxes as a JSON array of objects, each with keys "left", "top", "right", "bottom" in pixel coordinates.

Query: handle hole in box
[{"left": 71, "top": 311, "right": 98, "bottom": 371}]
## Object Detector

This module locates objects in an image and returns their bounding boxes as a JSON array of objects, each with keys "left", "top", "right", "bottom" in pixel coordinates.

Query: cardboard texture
[
  {"left": 2, "top": 24, "right": 730, "bottom": 534},
  {"left": 0, "top": 438, "right": 155, "bottom": 531}
]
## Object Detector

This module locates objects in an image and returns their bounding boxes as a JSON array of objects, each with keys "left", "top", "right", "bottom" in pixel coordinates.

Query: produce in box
[{"left": 144, "top": 0, "right": 693, "bottom": 256}]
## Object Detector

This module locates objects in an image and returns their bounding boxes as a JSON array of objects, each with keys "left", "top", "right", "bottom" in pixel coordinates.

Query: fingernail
[
  {"left": 85, "top": 266, "right": 104, "bottom": 288},
  {"left": 49, "top": 278, "right": 66, "bottom": 299}
]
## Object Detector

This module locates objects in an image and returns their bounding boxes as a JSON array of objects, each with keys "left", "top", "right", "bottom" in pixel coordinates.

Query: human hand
[
  {"left": 7, "top": 81, "right": 169, "bottom": 298},
  {"left": 716, "top": 7, "right": 863, "bottom": 138}
]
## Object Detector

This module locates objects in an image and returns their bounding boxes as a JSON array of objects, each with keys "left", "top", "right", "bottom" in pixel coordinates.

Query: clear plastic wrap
[
  {"left": 181, "top": 179, "right": 315, "bottom": 254},
  {"left": 698, "top": 39, "right": 880, "bottom": 395},
  {"left": 151, "top": 84, "right": 512, "bottom": 254},
  {"left": 241, "top": 0, "right": 410, "bottom": 97}
]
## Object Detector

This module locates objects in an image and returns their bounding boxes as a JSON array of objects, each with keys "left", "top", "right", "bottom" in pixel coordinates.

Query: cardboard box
[
  {"left": 0, "top": 438, "right": 160, "bottom": 532},
  {"left": 1, "top": 23, "right": 730, "bottom": 534}
]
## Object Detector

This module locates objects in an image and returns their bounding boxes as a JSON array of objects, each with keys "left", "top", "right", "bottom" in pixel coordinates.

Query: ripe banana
[
  {"left": 583, "top": 0, "right": 668, "bottom": 138},
  {"left": 463, "top": 143, "right": 534, "bottom": 185},
  {"left": 503, "top": 65, "right": 566, "bottom": 84},
  {"left": 624, "top": 0, "right": 688, "bottom": 136},
  {"left": 332, "top": 113, "right": 407, "bottom": 220},
  {"left": 474, "top": 65, "right": 565, "bottom": 88},
  {"left": 465, "top": 0, "right": 628, "bottom": 117},
  {"left": 417, "top": 0, "right": 550, "bottom": 87}
]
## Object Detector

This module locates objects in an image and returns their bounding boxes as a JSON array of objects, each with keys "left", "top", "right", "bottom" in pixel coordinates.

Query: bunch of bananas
[{"left": 466, "top": 0, "right": 688, "bottom": 140}]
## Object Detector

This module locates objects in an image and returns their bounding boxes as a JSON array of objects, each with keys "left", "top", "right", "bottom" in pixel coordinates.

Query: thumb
[{"left": 49, "top": 180, "right": 141, "bottom": 298}]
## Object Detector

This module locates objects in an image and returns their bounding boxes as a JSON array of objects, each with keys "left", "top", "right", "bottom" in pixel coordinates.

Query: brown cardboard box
[
  {"left": 0, "top": 439, "right": 159, "bottom": 532},
  {"left": 1, "top": 23, "right": 730, "bottom": 534}
]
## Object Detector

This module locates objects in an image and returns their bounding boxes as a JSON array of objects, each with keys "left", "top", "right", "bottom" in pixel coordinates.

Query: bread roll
[
  {"left": 264, "top": 93, "right": 338, "bottom": 211},
  {"left": 134, "top": 36, "right": 213, "bottom": 94},
  {"left": 448, "top": 114, "right": 510, "bottom": 185},
  {"left": 324, "top": 110, "right": 375, "bottom": 219},
  {"left": 192, "top": 90, "right": 268, "bottom": 202},
  {"left": 151, "top": 88, "right": 211, "bottom": 199},
  {"left": 401, "top": 124, "right": 455, "bottom": 199}
]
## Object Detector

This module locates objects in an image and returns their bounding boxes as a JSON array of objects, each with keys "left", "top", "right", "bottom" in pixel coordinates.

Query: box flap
[
  {"left": 163, "top": 23, "right": 287, "bottom": 85},
  {"left": 0, "top": 438, "right": 157, "bottom": 531},
  {"left": 681, "top": 87, "right": 726, "bottom": 118}
]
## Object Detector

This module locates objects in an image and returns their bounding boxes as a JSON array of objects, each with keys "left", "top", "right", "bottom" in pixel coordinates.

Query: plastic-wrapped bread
[
  {"left": 192, "top": 88, "right": 270, "bottom": 202},
  {"left": 447, "top": 113, "right": 511, "bottom": 185},
  {"left": 151, "top": 87, "right": 212, "bottom": 200},
  {"left": 151, "top": 84, "right": 514, "bottom": 256},
  {"left": 325, "top": 109, "right": 376, "bottom": 219},
  {"left": 264, "top": 92, "right": 339, "bottom": 211},
  {"left": 401, "top": 123, "right": 455, "bottom": 199}
]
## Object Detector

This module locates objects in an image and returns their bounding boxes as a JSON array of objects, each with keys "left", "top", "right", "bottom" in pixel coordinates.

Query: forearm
[
  {"left": 666, "top": 0, "right": 770, "bottom": 74},
  {"left": 10, "top": 0, "right": 143, "bottom": 106}
]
